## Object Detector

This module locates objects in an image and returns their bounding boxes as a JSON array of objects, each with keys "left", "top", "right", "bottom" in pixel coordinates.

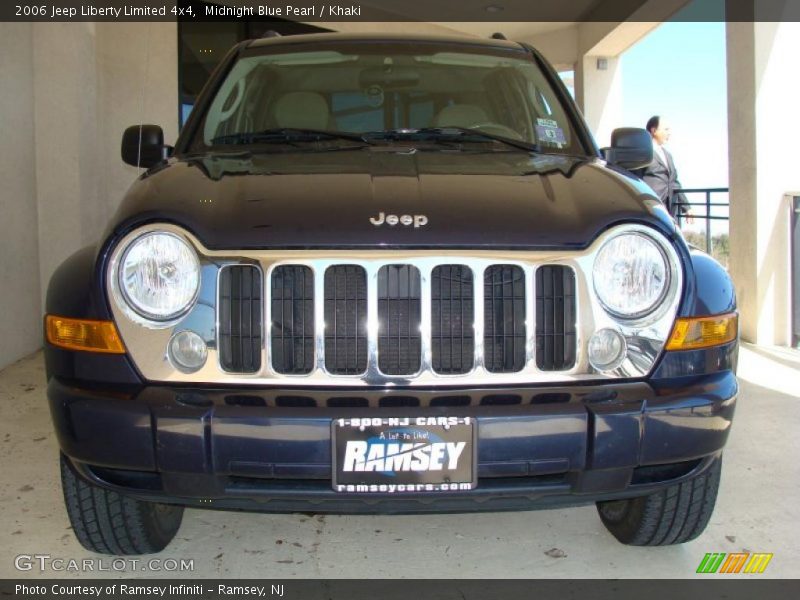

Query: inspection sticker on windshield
[
  {"left": 535, "top": 118, "right": 566, "bottom": 146},
  {"left": 332, "top": 417, "right": 476, "bottom": 493}
]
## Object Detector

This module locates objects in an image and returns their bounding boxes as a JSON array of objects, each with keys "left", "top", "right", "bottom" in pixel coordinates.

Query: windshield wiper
[
  {"left": 211, "top": 128, "right": 371, "bottom": 146},
  {"left": 364, "top": 127, "right": 541, "bottom": 153}
]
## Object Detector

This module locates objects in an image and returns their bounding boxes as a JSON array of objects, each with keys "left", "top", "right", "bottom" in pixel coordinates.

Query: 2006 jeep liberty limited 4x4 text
[{"left": 44, "top": 33, "right": 738, "bottom": 555}]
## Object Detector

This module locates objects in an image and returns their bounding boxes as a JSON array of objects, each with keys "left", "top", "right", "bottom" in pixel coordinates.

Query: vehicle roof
[{"left": 246, "top": 31, "right": 527, "bottom": 52}]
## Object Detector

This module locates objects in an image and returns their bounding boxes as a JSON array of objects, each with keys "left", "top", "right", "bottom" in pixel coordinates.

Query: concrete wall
[
  {"left": 33, "top": 23, "right": 100, "bottom": 305},
  {"left": 0, "top": 22, "right": 178, "bottom": 370},
  {"left": 96, "top": 23, "right": 180, "bottom": 217},
  {"left": 0, "top": 24, "right": 42, "bottom": 369},
  {"left": 727, "top": 21, "right": 800, "bottom": 345},
  {"left": 32, "top": 22, "right": 178, "bottom": 308},
  {"left": 524, "top": 25, "right": 579, "bottom": 71}
]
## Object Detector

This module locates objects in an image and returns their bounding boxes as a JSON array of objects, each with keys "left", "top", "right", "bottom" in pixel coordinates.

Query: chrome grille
[
  {"left": 110, "top": 224, "right": 685, "bottom": 387},
  {"left": 216, "top": 259, "right": 581, "bottom": 382}
]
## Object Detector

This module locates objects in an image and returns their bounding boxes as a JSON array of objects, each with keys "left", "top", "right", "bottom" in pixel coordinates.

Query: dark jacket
[{"left": 635, "top": 146, "right": 688, "bottom": 217}]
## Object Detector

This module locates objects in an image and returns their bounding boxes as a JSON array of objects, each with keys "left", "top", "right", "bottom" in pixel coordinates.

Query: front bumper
[{"left": 49, "top": 345, "right": 738, "bottom": 514}]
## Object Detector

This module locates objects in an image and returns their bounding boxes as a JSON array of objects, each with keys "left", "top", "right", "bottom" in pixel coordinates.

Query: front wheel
[
  {"left": 60, "top": 454, "right": 183, "bottom": 555},
  {"left": 596, "top": 456, "right": 722, "bottom": 546}
]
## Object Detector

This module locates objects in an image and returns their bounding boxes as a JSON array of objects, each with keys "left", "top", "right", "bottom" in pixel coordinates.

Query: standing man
[{"left": 637, "top": 116, "right": 693, "bottom": 223}]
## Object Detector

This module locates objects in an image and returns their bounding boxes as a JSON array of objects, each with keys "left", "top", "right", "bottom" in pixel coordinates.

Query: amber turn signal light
[
  {"left": 45, "top": 315, "right": 125, "bottom": 354},
  {"left": 665, "top": 313, "right": 738, "bottom": 351}
]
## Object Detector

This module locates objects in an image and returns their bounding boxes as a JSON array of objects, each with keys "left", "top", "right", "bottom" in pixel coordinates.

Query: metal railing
[{"left": 672, "top": 187, "right": 729, "bottom": 255}]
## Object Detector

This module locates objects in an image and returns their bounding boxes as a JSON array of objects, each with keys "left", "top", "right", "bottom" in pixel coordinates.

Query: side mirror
[
  {"left": 603, "top": 127, "right": 653, "bottom": 171},
  {"left": 121, "top": 124, "right": 166, "bottom": 168}
]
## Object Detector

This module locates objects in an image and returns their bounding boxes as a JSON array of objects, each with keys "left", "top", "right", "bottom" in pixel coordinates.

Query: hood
[{"left": 108, "top": 147, "right": 672, "bottom": 250}]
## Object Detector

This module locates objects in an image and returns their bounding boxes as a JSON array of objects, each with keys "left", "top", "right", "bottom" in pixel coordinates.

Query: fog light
[
  {"left": 168, "top": 331, "right": 207, "bottom": 372},
  {"left": 588, "top": 328, "right": 627, "bottom": 371}
]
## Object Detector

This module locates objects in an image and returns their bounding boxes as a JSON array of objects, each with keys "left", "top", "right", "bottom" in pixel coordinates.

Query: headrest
[
  {"left": 272, "top": 92, "right": 331, "bottom": 130},
  {"left": 433, "top": 104, "right": 489, "bottom": 128}
]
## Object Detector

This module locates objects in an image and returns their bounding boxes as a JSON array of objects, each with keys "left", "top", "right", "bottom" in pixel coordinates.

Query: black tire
[
  {"left": 60, "top": 454, "right": 183, "bottom": 555},
  {"left": 596, "top": 456, "right": 722, "bottom": 546}
]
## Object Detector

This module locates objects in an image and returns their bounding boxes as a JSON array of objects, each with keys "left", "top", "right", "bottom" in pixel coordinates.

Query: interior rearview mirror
[
  {"left": 359, "top": 66, "right": 420, "bottom": 89},
  {"left": 603, "top": 128, "right": 653, "bottom": 171},
  {"left": 121, "top": 124, "right": 166, "bottom": 168}
]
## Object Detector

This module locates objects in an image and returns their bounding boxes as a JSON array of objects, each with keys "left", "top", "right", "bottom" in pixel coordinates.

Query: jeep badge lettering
[{"left": 370, "top": 212, "right": 428, "bottom": 228}]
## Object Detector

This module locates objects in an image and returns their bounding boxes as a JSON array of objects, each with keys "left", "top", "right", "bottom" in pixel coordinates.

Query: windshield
[{"left": 187, "top": 41, "right": 585, "bottom": 155}]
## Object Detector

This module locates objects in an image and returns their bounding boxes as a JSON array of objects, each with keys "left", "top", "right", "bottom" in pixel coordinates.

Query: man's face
[{"left": 651, "top": 119, "right": 671, "bottom": 145}]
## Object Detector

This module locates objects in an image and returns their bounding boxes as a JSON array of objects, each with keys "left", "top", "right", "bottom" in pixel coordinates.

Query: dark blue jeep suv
[{"left": 45, "top": 33, "right": 738, "bottom": 554}]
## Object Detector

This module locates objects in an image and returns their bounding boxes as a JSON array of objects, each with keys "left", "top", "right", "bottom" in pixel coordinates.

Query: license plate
[{"left": 332, "top": 416, "right": 476, "bottom": 493}]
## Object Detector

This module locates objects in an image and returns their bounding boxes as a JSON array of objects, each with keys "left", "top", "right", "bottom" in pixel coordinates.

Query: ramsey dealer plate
[{"left": 332, "top": 417, "right": 476, "bottom": 493}]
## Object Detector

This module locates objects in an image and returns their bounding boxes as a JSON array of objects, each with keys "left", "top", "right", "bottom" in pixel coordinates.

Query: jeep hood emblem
[{"left": 370, "top": 212, "right": 428, "bottom": 228}]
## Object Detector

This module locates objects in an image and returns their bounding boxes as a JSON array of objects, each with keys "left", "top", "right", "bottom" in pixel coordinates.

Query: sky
[
  {"left": 621, "top": 21, "right": 728, "bottom": 190},
  {"left": 620, "top": 15, "right": 728, "bottom": 232}
]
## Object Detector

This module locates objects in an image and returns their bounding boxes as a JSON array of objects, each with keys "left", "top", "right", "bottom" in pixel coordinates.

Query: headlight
[
  {"left": 593, "top": 232, "right": 670, "bottom": 319},
  {"left": 119, "top": 232, "right": 200, "bottom": 321}
]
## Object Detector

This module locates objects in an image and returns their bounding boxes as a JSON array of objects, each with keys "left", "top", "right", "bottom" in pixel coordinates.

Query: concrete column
[
  {"left": 726, "top": 22, "right": 800, "bottom": 345},
  {"left": 32, "top": 22, "right": 99, "bottom": 307},
  {"left": 0, "top": 24, "right": 42, "bottom": 369},
  {"left": 575, "top": 54, "right": 622, "bottom": 148}
]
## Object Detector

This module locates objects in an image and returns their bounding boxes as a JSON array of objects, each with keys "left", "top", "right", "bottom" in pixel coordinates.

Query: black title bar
[
  {"left": 3, "top": 579, "right": 800, "bottom": 600},
  {"left": 2, "top": 0, "right": 800, "bottom": 22}
]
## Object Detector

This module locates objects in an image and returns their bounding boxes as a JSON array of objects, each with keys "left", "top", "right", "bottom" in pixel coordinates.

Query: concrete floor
[{"left": 1, "top": 344, "right": 797, "bottom": 579}]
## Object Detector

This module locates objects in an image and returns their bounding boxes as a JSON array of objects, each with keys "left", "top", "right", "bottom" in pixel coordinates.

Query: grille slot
[
  {"left": 270, "top": 266, "right": 314, "bottom": 374},
  {"left": 532, "top": 392, "right": 571, "bottom": 404},
  {"left": 218, "top": 265, "right": 262, "bottom": 373},
  {"left": 483, "top": 265, "right": 526, "bottom": 373},
  {"left": 225, "top": 395, "right": 267, "bottom": 407},
  {"left": 275, "top": 396, "right": 316, "bottom": 408},
  {"left": 379, "top": 396, "right": 420, "bottom": 408},
  {"left": 431, "top": 265, "right": 474, "bottom": 374},
  {"left": 324, "top": 265, "right": 368, "bottom": 375},
  {"left": 378, "top": 265, "right": 421, "bottom": 375},
  {"left": 535, "top": 265, "right": 577, "bottom": 371},
  {"left": 328, "top": 397, "right": 369, "bottom": 408},
  {"left": 481, "top": 394, "right": 523, "bottom": 406},
  {"left": 430, "top": 396, "right": 472, "bottom": 407}
]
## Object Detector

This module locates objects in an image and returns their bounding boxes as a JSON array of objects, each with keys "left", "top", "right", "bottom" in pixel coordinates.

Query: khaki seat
[
  {"left": 433, "top": 104, "right": 489, "bottom": 129},
  {"left": 271, "top": 92, "right": 334, "bottom": 130}
]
